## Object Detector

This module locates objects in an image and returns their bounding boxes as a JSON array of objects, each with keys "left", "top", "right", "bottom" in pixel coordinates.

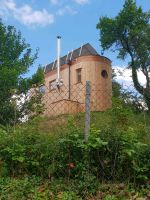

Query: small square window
[{"left": 76, "top": 68, "right": 82, "bottom": 83}]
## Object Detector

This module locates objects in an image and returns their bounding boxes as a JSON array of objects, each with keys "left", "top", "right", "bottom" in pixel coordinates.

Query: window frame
[
  {"left": 76, "top": 68, "right": 82, "bottom": 83},
  {"left": 101, "top": 70, "right": 108, "bottom": 79}
]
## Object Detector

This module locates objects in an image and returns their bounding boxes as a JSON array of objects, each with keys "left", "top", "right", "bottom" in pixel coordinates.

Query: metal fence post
[{"left": 84, "top": 81, "right": 91, "bottom": 142}]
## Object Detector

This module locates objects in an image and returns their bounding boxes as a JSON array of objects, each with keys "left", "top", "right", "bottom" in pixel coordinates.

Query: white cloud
[
  {"left": 0, "top": 0, "right": 54, "bottom": 27},
  {"left": 113, "top": 66, "right": 148, "bottom": 109},
  {"left": 74, "top": 0, "right": 89, "bottom": 5},
  {"left": 113, "top": 66, "right": 146, "bottom": 87},
  {"left": 56, "top": 5, "right": 77, "bottom": 16},
  {"left": 3, "top": 0, "right": 15, "bottom": 9}
]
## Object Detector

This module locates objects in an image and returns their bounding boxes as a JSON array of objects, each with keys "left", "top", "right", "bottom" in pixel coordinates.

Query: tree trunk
[
  {"left": 143, "top": 89, "right": 150, "bottom": 112},
  {"left": 131, "top": 65, "right": 150, "bottom": 111}
]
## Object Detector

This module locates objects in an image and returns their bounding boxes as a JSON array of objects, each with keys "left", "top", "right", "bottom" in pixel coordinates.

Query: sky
[{"left": 0, "top": 0, "right": 149, "bottom": 77}]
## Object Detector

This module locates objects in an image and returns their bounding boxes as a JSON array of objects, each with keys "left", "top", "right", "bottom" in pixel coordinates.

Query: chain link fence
[
  {"left": 38, "top": 81, "right": 149, "bottom": 133},
  {"left": 1, "top": 81, "right": 149, "bottom": 199},
  {"left": 31, "top": 81, "right": 149, "bottom": 199},
  {"left": 38, "top": 81, "right": 112, "bottom": 139}
]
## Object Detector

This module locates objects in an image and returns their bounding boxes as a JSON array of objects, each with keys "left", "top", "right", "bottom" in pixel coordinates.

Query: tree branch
[{"left": 120, "top": 36, "right": 144, "bottom": 94}]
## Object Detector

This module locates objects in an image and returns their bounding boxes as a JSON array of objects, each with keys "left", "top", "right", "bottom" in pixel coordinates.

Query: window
[
  {"left": 101, "top": 70, "right": 108, "bottom": 79},
  {"left": 49, "top": 80, "right": 56, "bottom": 91},
  {"left": 76, "top": 68, "right": 82, "bottom": 83}
]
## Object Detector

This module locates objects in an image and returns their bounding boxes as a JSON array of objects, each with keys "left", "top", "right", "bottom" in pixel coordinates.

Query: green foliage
[
  {"left": 0, "top": 21, "right": 44, "bottom": 126},
  {"left": 0, "top": 176, "right": 52, "bottom": 200},
  {"left": 31, "top": 67, "right": 44, "bottom": 86},
  {"left": 19, "top": 66, "right": 44, "bottom": 93},
  {"left": 55, "top": 114, "right": 150, "bottom": 188},
  {"left": 112, "top": 69, "right": 123, "bottom": 98},
  {"left": 0, "top": 110, "right": 149, "bottom": 199},
  {"left": 112, "top": 81, "right": 122, "bottom": 98},
  {"left": 0, "top": 110, "right": 149, "bottom": 186},
  {"left": 112, "top": 69, "right": 145, "bottom": 113},
  {"left": 97, "top": 0, "right": 150, "bottom": 110},
  {"left": 0, "top": 125, "right": 59, "bottom": 178},
  {"left": 104, "top": 195, "right": 118, "bottom": 200},
  {"left": 0, "top": 177, "right": 149, "bottom": 199}
]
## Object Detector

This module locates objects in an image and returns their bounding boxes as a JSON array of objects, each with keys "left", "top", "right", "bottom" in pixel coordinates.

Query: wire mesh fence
[
  {"left": 24, "top": 80, "right": 149, "bottom": 143},
  {"left": 34, "top": 81, "right": 111, "bottom": 145},
  {"left": 1, "top": 81, "right": 150, "bottom": 199},
  {"left": 33, "top": 81, "right": 149, "bottom": 199},
  {"left": 41, "top": 81, "right": 111, "bottom": 123}
]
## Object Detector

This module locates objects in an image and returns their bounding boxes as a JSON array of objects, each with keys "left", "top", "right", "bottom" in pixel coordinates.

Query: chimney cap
[{"left": 57, "top": 36, "right": 61, "bottom": 39}]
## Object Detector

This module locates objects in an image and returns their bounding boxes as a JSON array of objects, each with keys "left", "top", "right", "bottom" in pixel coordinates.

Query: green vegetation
[
  {"left": 0, "top": 1, "right": 150, "bottom": 199},
  {"left": 0, "top": 20, "right": 44, "bottom": 126},
  {"left": 97, "top": 0, "right": 150, "bottom": 110},
  {"left": 0, "top": 99, "right": 150, "bottom": 199}
]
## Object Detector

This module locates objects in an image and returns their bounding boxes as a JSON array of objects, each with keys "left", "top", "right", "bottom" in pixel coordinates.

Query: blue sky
[{"left": 0, "top": 0, "right": 149, "bottom": 76}]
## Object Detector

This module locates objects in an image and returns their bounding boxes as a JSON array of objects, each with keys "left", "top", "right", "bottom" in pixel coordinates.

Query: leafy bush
[
  {"left": 0, "top": 115, "right": 150, "bottom": 186},
  {"left": 0, "top": 102, "right": 150, "bottom": 199},
  {"left": 56, "top": 118, "right": 150, "bottom": 185},
  {"left": 0, "top": 176, "right": 53, "bottom": 200},
  {"left": 0, "top": 126, "right": 59, "bottom": 178}
]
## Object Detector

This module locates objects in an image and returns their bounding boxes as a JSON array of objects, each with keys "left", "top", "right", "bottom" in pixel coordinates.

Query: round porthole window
[{"left": 101, "top": 70, "right": 108, "bottom": 78}]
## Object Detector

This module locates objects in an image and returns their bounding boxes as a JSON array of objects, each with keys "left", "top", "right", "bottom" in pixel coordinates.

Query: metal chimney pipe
[{"left": 57, "top": 36, "right": 61, "bottom": 82}]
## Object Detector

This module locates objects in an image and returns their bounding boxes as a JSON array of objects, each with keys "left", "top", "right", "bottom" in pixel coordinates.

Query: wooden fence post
[{"left": 84, "top": 81, "right": 91, "bottom": 142}]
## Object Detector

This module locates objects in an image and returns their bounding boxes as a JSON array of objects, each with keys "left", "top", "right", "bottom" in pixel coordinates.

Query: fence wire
[
  {"left": 27, "top": 81, "right": 150, "bottom": 144},
  {"left": 35, "top": 82, "right": 111, "bottom": 144},
  {"left": 3, "top": 81, "right": 150, "bottom": 199}
]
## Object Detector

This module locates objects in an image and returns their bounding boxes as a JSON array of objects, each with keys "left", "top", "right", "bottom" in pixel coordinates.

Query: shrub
[
  {"left": 57, "top": 119, "right": 150, "bottom": 185},
  {"left": 0, "top": 114, "right": 150, "bottom": 191},
  {"left": 0, "top": 126, "right": 59, "bottom": 178}
]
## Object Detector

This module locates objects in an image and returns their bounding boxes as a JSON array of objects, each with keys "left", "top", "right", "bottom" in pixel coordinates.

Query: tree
[
  {"left": 0, "top": 20, "right": 43, "bottom": 126},
  {"left": 97, "top": 0, "right": 150, "bottom": 111},
  {"left": 112, "top": 69, "right": 122, "bottom": 98},
  {"left": 19, "top": 66, "right": 44, "bottom": 93}
]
